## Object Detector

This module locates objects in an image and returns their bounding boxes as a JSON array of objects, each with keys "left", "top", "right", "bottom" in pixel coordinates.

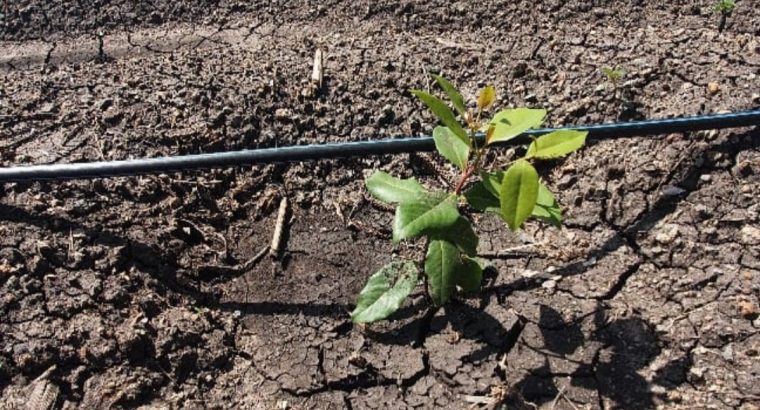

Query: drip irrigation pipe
[{"left": 1, "top": 109, "right": 759, "bottom": 183}]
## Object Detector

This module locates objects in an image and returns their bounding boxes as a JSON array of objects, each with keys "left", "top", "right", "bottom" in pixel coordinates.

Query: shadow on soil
[
  {"left": 494, "top": 128, "right": 759, "bottom": 301},
  {"left": 0, "top": 128, "right": 754, "bottom": 407}
]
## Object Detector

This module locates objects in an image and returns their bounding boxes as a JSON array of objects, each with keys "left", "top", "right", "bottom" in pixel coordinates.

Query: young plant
[
  {"left": 601, "top": 66, "right": 624, "bottom": 86},
  {"left": 351, "top": 75, "right": 587, "bottom": 324},
  {"left": 712, "top": 0, "right": 736, "bottom": 14}
]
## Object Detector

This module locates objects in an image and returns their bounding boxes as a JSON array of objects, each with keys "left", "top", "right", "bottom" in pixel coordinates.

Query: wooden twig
[
  {"left": 198, "top": 245, "right": 269, "bottom": 275},
  {"left": 270, "top": 197, "right": 289, "bottom": 258},
  {"left": 311, "top": 49, "right": 324, "bottom": 89}
]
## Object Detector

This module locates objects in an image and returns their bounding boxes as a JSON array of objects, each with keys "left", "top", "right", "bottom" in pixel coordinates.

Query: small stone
[
  {"left": 521, "top": 270, "right": 541, "bottom": 279},
  {"left": 274, "top": 108, "right": 292, "bottom": 119},
  {"left": 738, "top": 300, "right": 758, "bottom": 319},
  {"left": 662, "top": 185, "right": 686, "bottom": 196},
  {"left": 699, "top": 174, "right": 712, "bottom": 182},
  {"left": 740, "top": 226, "right": 760, "bottom": 245},
  {"left": 542, "top": 280, "right": 557, "bottom": 290},
  {"left": 707, "top": 82, "right": 720, "bottom": 95}
]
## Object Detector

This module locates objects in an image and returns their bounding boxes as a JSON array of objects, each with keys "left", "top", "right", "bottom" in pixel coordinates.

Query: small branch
[
  {"left": 270, "top": 197, "right": 289, "bottom": 258},
  {"left": 311, "top": 49, "right": 324, "bottom": 89},
  {"left": 453, "top": 164, "right": 475, "bottom": 195},
  {"left": 198, "top": 245, "right": 269, "bottom": 275}
]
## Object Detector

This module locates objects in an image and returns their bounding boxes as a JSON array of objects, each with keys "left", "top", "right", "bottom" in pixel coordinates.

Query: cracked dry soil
[{"left": 1, "top": 1, "right": 760, "bottom": 409}]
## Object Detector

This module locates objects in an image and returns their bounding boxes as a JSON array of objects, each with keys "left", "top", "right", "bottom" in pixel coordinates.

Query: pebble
[
  {"left": 662, "top": 185, "right": 686, "bottom": 196},
  {"left": 699, "top": 174, "right": 712, "bottom": 182},
  {"left": 542, "top": 280, "right": 557, "bottom": 290},
  {"left": 275, "top": 108, "right": 292, "bottom": 119},
  {"left": 738, "top": 300, "right": 758, "bottom": 319},
  {"left": 707, "top": 82, "right": 720, "bottom": 95}
]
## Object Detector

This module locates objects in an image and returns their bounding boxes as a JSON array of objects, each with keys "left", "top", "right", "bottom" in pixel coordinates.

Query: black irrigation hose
[{"left": 1, "top": 109, "right": 759, "bottom": 183}]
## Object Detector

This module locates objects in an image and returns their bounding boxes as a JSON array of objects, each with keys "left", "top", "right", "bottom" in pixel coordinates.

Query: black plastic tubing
[{"left": 1, "top": 109, "right": 758, "bottom": 182}]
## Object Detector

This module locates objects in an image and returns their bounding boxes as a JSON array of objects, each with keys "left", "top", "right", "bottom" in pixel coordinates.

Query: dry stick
[
  {"left": 198, "top": 245, "right": 268, "bottom": 274},
  {"left": 478, "top": 242, "right": 544, "bottom": 258},
  {"left": 550, "top": 384, "right": 567, "bottom": 409},
  {"left": 311, "top": 49, "right": 324, "bottom": 89},
  {"left": 270, "top": 197, "right": 289, "bottom": 258}
]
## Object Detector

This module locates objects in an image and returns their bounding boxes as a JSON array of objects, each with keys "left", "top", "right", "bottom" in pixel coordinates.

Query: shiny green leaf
[
  {"left": 500, "top": 160, "right": 539, "bottom": 231},
  {"left": 432, "top": 74, "right": 467, "bottom": 117},
  {"left": 525, "top": 130, "right": 587, "bottom": 159},
  {"left": 411, "top": 90, "right": 469, "bottom": 145},
  {"left": 428, "top": 216, "right": 478, "bottom": 256},
  {"left": 393, "top": 195, "right": 459, "bottom": 243},
  {"left": 481, "top": 171, "right": 504, "bottom": 197},
  {"left": 464, "top": 182, "right": 499, "bottom": 213},
  {"left": 365, "top": 171, "right": 425, "bottom": 204},
  {"left": 351, "top": 260, "right": 419, "bottom": 323},
  {"left": 433, "top": 126, "right": 470, "bottom": 171},
  {"left": 532, "top": 182, "right": 562, "bottom": 227},
  {"left": 425, "top": 240, "right": 460, "bottom": 305},
  {"left": 457, "top": 257, "right": 483, "bottom": 293},
  {"left": 487, "top": 108, "right": 546, "bottom": 145}
]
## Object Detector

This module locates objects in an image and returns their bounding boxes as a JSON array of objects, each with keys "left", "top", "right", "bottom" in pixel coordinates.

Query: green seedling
[
  {"left": 351, "top": 75, "right": 587, "bottom": 324},
  {"left": 712, "top": 0, "right": 736, "bottom": 14},
  {"left": 601, "top": 67, "right": 624, "bottom": 86}
]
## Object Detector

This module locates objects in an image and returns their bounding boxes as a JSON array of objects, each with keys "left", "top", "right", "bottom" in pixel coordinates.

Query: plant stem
[
  {"left": 454, "top": 164, "right": 475, "bottom": 195},
  {"left": 454, "top": 141, "right": 486, "bottom": 195}
]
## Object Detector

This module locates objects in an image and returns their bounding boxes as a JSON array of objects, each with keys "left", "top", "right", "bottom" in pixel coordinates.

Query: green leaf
[
  {"left": 425, "top": 240, "right": 460, "bottom": 305},
  {"left": 411, "top": 90, "right": 469, "bottom": 146},
  {"left": 432, "top": 74, "right": 466, "bottom": 117},
  {"left": 601, "top": 67, "right": 625, "bottom": 83},
  {"left": 393, "top": 195, "right": 459, "bottom": 243},
  {"left": 457, "top": 257, "right": 483, "bottom": 293},
  {"left": 429, "top": 216, "right": 478, "bottom": 256},
  {"left": 464, "top": 182, "right": 499, "bottom": 213},
  {"left": 500, "top": 160, "right": 540, "bottom": 231},
  {"left": 433, "top": 126, "right": 470, "bottom": 171},
  {"left": 487, "top": 108, "right": 546, "bottom": 145},
  {"left": 525, "top": 130, "right": 587, "bottom": 159},
  {"left": 351, "top": 260, "right": 419, "bottom": 323},
  {"left": 481, "top": 171, "right": 504, "bottom": 197},
  {"left": 366, "top": 171, "right": 425, "bottom": 204},
  {"left": 532, "top": 182, "right": 562, "bottom": 227}
]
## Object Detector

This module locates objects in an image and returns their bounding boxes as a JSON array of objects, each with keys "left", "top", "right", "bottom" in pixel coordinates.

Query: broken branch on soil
[
  {"left": 198, "top": 245, "right": 269, "bottom": 275},
  {"left": 270, "top": 197, "right": 289, "bottom": 258}
]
